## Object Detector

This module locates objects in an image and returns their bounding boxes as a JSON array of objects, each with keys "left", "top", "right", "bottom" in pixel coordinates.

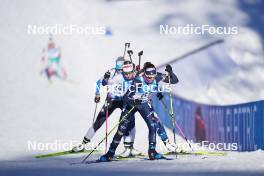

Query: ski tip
[
  {"left": 70, "top": 162, "right": 83, "bottom": 166},
  {"left": 84, "top": 159, "right": 114, "bottom": 164},
  {"left": 70, "top": 160, "right": 88, "bottom": 165},
  {"left": 148, "top": 155, "right": 174, "bottom": 161}
]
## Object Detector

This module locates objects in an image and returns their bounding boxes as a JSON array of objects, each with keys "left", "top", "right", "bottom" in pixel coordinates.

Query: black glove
[
  {"left": 94, "top": 95, "right": 100, "bottom": 103},
  {"left": 156, "top": 92, "right": 164, "bottom": 100},
  {"left": 104, "top": 71, "right": 111, "bottom": 79},
  {"left": 134, "top": 99, "right": 142, "bottom": 105},
  {"left": 165, "top": 65, "right": 173, "bottom": 74},
  {"left": 135, "top": 65, "right": 140, "bottom": 72}
]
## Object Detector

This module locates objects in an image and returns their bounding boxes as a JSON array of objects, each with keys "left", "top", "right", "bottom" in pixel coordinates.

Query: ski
[
  {"left": 116, "top": 153, "right": 146, "bottom": 160},
  {"left": 35, "top": 149, "right": 99, "bottom": 159},
  {"left": 84, "top": 157, "right": 173, "bottom": 165},
  {"left": 84, "top": 159, "right": 121, "bottom": 165},
  {"left": 71, "top": 155, "right": 174, "bottom": 166},
  {"left": 117, "top": 155, "right": 173, "bottom": 161},
  {"left": 152, "top": 157, "right": 173, "bottom": 160},
  {"left": 145, "top": 155, "right": 174, "bottom": 161},
  {"left": 71, "top": 158, "right": 138, "bottom": 166},
  {"left": 164, "top": 151, "right": 227, "bottom": 156}
]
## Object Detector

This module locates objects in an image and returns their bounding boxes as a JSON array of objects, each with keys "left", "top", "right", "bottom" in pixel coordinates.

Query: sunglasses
[
  {"left": 145, "top": 75, "right": 156, "bottom": 80},
  {"left": 123, "top": 71, "right": 134, "bottom": 75}
]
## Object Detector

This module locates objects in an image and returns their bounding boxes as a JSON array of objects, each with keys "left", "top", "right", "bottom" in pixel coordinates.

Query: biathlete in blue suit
[
  {"left": 72, "top": 58, "right": 140, "bottom": 155},
  {"left": 99, "top": 62, "right": 179, "bottom": 161}
]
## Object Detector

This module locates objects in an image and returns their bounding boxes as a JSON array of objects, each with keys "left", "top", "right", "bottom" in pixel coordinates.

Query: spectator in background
[{"left": 195, "top": 106, "right": 206, "bottom": 143}]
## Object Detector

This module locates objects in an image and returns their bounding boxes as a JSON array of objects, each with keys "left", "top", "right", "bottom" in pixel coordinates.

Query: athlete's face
[
  {"left": 116, "top": 69, "right": 123, "bottom": 73},
  {"left": 123, "top": 71, "right": 134, "bottom": 80},
  {"left": 143, "top": 74, "right": 156, "bottom": 83}
]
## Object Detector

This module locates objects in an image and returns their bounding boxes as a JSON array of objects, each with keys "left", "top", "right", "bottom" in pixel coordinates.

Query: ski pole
[
  {"left": 105, "top": 85, "right": 110, "bottom": 153},
  {"left": 160, "top": 99, "right": 194, "bottom": 152},
  {"left": 123, "top": 43, "right": 130, "bottom": 59},
  {"left": 81, "top": 105, "right": 136, "bottom": 163},
  {"left": 104, "top": 75, "right": 111, "bottom": 153},
  {"left": 168, "top": 75, "right": 176, "bottom": 145},
  {"left": 138, "top": 50, "right": 143, "bottom": 69},
  {"left": 127, "top": 50, "right": 133, "bottom": 63},
  {"left": 92, "top": 103, "right": 98, "bottom": 124},
  {"left": 105, "top": 98, "right": 109, "bottom": 153}
]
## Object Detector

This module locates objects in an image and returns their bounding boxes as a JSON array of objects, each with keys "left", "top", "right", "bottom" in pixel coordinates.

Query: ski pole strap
[{"left": 81, "top": 105, "right": 136, "bottom": 163}]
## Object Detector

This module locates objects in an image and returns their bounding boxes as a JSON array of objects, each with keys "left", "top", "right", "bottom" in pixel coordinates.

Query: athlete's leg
[
  {"left": 72, "top": 100, "right": 122, "bottom": 152},
  {"left": 136, "top": 103, "right": 156, "bottom": 151},
  {"left": 85, "top": 100, "right": 120, "bottom": 141},
  {"left": 99, "top": 105, "right": 136, "bottom": 160}
]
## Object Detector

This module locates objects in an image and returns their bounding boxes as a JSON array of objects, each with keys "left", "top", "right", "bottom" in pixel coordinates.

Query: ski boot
[
  {"left": 120, "top": 142, "right": 142, "bottom": 157},
  {"left": 164, "top": 139, "right": 178, "bottom": 152},
  {"left": 72, "top": 143, "right": 85, "bottom": 152},
  {"left": 119, "top": 147, "right": 131, "bottom": 157},
  {"left": 130, "top": 147, "right": 142, "bottom": 156},
  {"left": 148, "top": 149, "right": 164, "bottom": 160},
  {"left": 99, "top": 150, "right": 115, "bottom": 162},
  {"left": 119, "top": 146, "right": 142, "bottom": 157},
  {"left": 72, "top": 137, "right": 90, "bottom": 152}
]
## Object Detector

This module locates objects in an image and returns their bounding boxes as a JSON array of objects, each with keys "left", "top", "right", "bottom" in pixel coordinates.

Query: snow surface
[
  {"left": 0, "top": 0, "right": 263, "bottom": 175},
  {"left": 1, "top": 151, "right": 264, "bottom": 176}
]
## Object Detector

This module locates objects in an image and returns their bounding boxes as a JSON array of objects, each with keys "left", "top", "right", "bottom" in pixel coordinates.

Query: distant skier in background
[{"left": 41, "top": 36, "right": 67, "bottom": 83}]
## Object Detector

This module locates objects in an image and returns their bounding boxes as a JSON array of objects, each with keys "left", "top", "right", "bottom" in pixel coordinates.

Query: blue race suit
[
  {"left": 106, "top": 71, "right": 179, "bottom": 154},
  {"left": 84, "top": 69, "right": 135, "bottom": 143}
]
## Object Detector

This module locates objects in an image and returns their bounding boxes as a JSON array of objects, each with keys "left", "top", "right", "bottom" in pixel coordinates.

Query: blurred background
[{"left": 0, "top": 0, "right": 263, "bottom": 174}]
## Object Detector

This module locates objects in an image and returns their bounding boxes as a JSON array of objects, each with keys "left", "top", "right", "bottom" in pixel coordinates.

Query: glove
[
  {"left": 156, "top": 92, "right": 164, "bottom": 100},
  {"left": 94, "top": 95, "right": 100, "bottom": 103},
  {"left": 165, "top": 64, "right": 173, "bottom": 74},
  {"left": 135, "top": 65, "right": 140, "bottom": 72},
  {"left": 134, "top": 99, "right": 142, "bottom": 105},
  {"left": 104, "top": 71, "right": 111, "bottom": 79}
]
